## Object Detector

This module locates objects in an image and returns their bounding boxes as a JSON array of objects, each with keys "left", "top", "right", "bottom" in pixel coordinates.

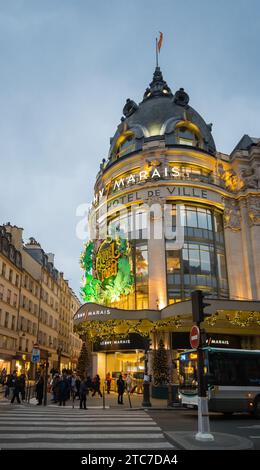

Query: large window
[
  {"left": 107, "top": 206, "right": 148, "bottom": 241},
  {"left": 166, "top": 204, "right": 228, "bottom": 303},
  {"left": 135, "top": 244, "right": 148, "bottom": 309}
]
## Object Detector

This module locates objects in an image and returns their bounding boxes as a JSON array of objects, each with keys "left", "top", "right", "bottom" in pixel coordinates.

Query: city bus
[{"left": 178, "top": 347, "right": 260, "bottom": 417}]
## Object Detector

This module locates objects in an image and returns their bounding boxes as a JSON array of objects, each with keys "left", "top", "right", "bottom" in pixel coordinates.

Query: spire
[{"left": 143, "top": 67, "right": 172, "bottom": 101}]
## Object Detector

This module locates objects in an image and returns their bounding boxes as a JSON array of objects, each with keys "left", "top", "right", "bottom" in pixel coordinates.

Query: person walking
[
  {"left": 7, "top": 372, "right": 16, "bottom": 401},
  {"left": 36, "top": 375, "right": 44, "bottom": 405},
  {"left": 117, "top": 374, "right": 125, "bottom": 405},
  {"left": 57, "top": 374, "right": 69, "bottom": 406},
  {"left": 79, "top": 378, "right": 88, "bottom": 409},
  {"left": 51, "top": 373, "right": 60, "bottom": 403},
  {"left": 105, "top": 372, "right": 111, "bottom": 394},
  {"left": 11, "top": 375, "right": 22, "bottom": 404},
  {"left": 75, "top": 375, "right": 81, "bottom": 399},
  {"left": 20, "top": 373, "right": 26, "bottom": 401},
  {"left": 126, "top": 373, "right": 133, "bottom": 393},
  {"left": 92, "top": 374, "right": 102, "bottom": 397}
]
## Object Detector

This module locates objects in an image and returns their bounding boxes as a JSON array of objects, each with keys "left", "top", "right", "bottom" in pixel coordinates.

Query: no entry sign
[{"left": 190, "top": 325, "right": 200, "bottom": 349}]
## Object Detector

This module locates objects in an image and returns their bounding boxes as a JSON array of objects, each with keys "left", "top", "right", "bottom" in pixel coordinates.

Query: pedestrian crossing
[{"left": 0, "top": 406, "right": 174, "bottom": 449}]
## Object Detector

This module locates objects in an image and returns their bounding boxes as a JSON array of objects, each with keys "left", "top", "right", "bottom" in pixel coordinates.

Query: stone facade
[{"left": 0, "top": 224, "right": 82, "bottom": 375}]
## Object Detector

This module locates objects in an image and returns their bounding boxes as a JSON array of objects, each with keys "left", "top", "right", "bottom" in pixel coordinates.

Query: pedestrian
[
  {"left": 86, "top": 376, "right": 92, "bottom": 394},
  {"left": 51, "top": 373, "right": 60, "bottom": 403},
  {"left": 92, "top": 374, "right": 102, "bottom": 397},
  {"left": 36, "top": 375, "right": 44, "bottom": 405},
  {"left": 4, "top": 374, "right": 12, "bottom": 398},
  {"left": 0, "top": 368, "right": 7, "bottom": 385},
  {"left": 11, "top": 375, "right": 22, "bottom": 404},
  {"left": 75, "top": 375, "right": 81, "bottom": 399},
  {"left": 79, "top": 378, "right": 88, "bottom": 410},
  {"left": 106, "top": 372, "right": 111, "bottom": 394},
  {"left": 20, "top": 373, "right": 26, "bottom": 401},
  {"left": 57, "top": 374, "right": 69, "bottom": 406},
  {"left": 117, "top": 374, "right": 125, "bottom": 405},
  {"left": 126, "top": 373, "right": 133, "bottom": 393}
]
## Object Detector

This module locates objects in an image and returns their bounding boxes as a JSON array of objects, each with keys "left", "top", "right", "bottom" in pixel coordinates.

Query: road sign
[
  {"left": 190, "top": 325, "right": 200, "bottom": 349},
  {"left": 31, "top": 347, "right": 40, "bottom": 363}
]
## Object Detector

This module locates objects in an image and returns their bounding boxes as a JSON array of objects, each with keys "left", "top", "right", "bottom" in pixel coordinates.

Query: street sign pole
[
  {"left": 191, "top": 290, "right": 214, "bottom": 442},
  {"left": 31, "top": 344, "right": 40, "bottom": 381},
  {"left": 196, "top": 339, "right": 214, "bottom": 441},
  {"left": 43, "top": 353, "right": 49, "bottom": 407}
]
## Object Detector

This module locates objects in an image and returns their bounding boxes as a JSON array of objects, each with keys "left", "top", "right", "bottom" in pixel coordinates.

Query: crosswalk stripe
[
  {"left": 0, "top": 426, "right": 161, "bottom": 432},
  {"left": 0, "top": 413, "right": 153, "bottom": 417},
  {"left": 1, "top": 420, "right": 152, "bottom": 427},
  {"left": 0, "top": 442, "right": 174, "bottom": 449},
  {"left": 0, "top": 408, "right": 174, "bottom": 449},
  {"left": 0, "top": 433, "right": 165, "bottom": 439}
]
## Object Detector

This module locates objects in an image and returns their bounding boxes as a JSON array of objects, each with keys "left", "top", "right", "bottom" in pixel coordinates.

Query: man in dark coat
[
  {"left": 57, "top": 375, "right": 69, "bottom": 406},
  {"left": 116, "top": 374, "right": 125, "bottom": 405},
  {"left": 36, "top": 375, "right": 44, "bottom": 405},
  {"left": 92, "top": 374, "right": 102, "bottom": 397},
  {"left": 79, "top": 379, "right": 88, "bottom": 409},
  {"left": 11, "top": 375, "right": 22, "bottom": 404}
]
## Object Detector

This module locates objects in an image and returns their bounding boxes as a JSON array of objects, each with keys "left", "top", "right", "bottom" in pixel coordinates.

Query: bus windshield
[{"left": 179, "top": 348, "right": 260, "bottom": 390}]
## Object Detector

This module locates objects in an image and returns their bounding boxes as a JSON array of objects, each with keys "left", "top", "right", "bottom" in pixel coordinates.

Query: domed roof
[{"left": 106, "top": 67, "right": 216, "bottom": 166}]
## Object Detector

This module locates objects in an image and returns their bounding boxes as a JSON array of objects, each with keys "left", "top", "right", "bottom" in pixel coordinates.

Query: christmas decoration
[
  {"left": 80, "top": 237, "right": 134, "bottom": 304},
  {"left": 75, "top": 317, "right": 181, "bottom": 342},
  {"left": 152, "top": 338, "right": 170, "bottom": 385},
  {"left": 76, "top": 341, "right": 91, "bottom": 379}
]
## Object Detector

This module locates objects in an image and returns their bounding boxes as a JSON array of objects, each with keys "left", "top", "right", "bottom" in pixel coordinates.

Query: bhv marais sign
[{"left": 93, "top": 165, "right": 209, "bottom": 204}]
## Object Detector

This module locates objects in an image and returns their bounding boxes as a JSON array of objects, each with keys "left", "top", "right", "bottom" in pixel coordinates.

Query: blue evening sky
[{"left": 0, "top": 0, "right": 259, "bottom": 297}]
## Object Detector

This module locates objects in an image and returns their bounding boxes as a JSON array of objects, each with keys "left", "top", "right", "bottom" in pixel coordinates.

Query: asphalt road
[{"left": 147, "top": 409, "right": 260, "bottom": 449}]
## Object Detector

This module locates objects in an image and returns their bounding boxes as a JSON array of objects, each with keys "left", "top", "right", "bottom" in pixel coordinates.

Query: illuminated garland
[
  {"left": 80, "top": 237, "right": 134, "bottom": 304},
  {"left": 75, "top": 317, "right": 181, "bottom": 341}
]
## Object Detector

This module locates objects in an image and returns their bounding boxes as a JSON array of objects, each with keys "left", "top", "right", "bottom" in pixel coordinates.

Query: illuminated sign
[
  {"left": 75, "top": 309, "right": 111, "bottom": 321},
  {"left": 93, "top": 333, "right": 147, "bottom": 352},
  {"left": 96, "top": 238, "right": 120, "bottom": 281},
  {"left": 93, "top": 164, "right": 210, "bottom": 204}
]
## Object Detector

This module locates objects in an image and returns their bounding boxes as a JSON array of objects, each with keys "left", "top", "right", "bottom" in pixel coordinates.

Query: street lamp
[
  {"left": 43, "top": 351, "right": 50, "bottom": 407},
  {"left": 57, "top": 346, "right": 62, "bottom": 373},
  {"left": 142, "top": 337, "right": 152, "bottom": 408}
]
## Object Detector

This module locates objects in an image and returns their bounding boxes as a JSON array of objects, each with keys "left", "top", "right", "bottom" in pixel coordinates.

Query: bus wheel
[
  {"left": 253, "top": 399, "right": 260, "bottom": 419},
  {"left": 223, "top": 412, "right": 233, "bottom": 417}
]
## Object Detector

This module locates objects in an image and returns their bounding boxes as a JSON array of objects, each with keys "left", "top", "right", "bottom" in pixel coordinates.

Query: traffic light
[{"left": 191, "top": 290, "right": 211, "bottom": 324}]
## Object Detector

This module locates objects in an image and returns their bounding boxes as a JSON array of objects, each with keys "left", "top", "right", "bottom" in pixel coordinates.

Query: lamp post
[
  {"left": 142, "top": 338, "right": 152, "bottom": 408},
  {"left": 57, "top": 346, "right": 62, "bottom": 373},
  {"left": 43, "top": 351, "right": 50, "bottom": 406}
]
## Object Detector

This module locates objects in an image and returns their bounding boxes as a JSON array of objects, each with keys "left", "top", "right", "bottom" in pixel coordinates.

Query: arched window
[
  {"left": 175, "top": 120, "right": 203, "bottom": 148},
  {"left": 114, "top": 131, "right": 135, "bottom": 159}
]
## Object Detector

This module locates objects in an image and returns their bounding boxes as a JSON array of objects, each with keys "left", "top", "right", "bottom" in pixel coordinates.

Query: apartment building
[{"left": 0, "top": 223, "right": 81, "bottom": 375}]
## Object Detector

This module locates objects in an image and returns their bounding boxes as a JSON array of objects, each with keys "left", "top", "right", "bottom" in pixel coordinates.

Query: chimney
[
  {"left": 47, "top": 253, "right": 55, "bottom": 265},
  {"left": 4, "top": 223, "right": 24, "bottom": 251}
]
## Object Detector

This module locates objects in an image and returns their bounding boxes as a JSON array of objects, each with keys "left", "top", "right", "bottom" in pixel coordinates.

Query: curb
[{"left": 164, "top": 431, "right": 254, "bottom": 450}]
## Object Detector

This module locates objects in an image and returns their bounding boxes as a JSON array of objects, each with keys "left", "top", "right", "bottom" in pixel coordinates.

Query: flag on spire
[{"left": 157, "top": 32, "right": 163, "bottom": 53}]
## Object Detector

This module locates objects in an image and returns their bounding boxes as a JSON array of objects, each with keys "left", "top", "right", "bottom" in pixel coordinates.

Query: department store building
[{"left": 74, "top": 67, "right": 260, "bottom": 380}]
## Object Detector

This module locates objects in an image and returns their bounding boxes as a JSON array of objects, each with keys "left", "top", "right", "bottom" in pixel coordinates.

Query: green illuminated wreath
[{"left": 80, "top": 237, "right": 134, "bottom": 304}]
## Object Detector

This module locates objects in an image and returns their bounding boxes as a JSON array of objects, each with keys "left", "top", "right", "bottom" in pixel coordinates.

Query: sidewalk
[
  {"left": 0, "top": 387, "right": 181, "bottom": 409},
  {"left": 46, "top": 391, "right": 181, "bottom": 410}
]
